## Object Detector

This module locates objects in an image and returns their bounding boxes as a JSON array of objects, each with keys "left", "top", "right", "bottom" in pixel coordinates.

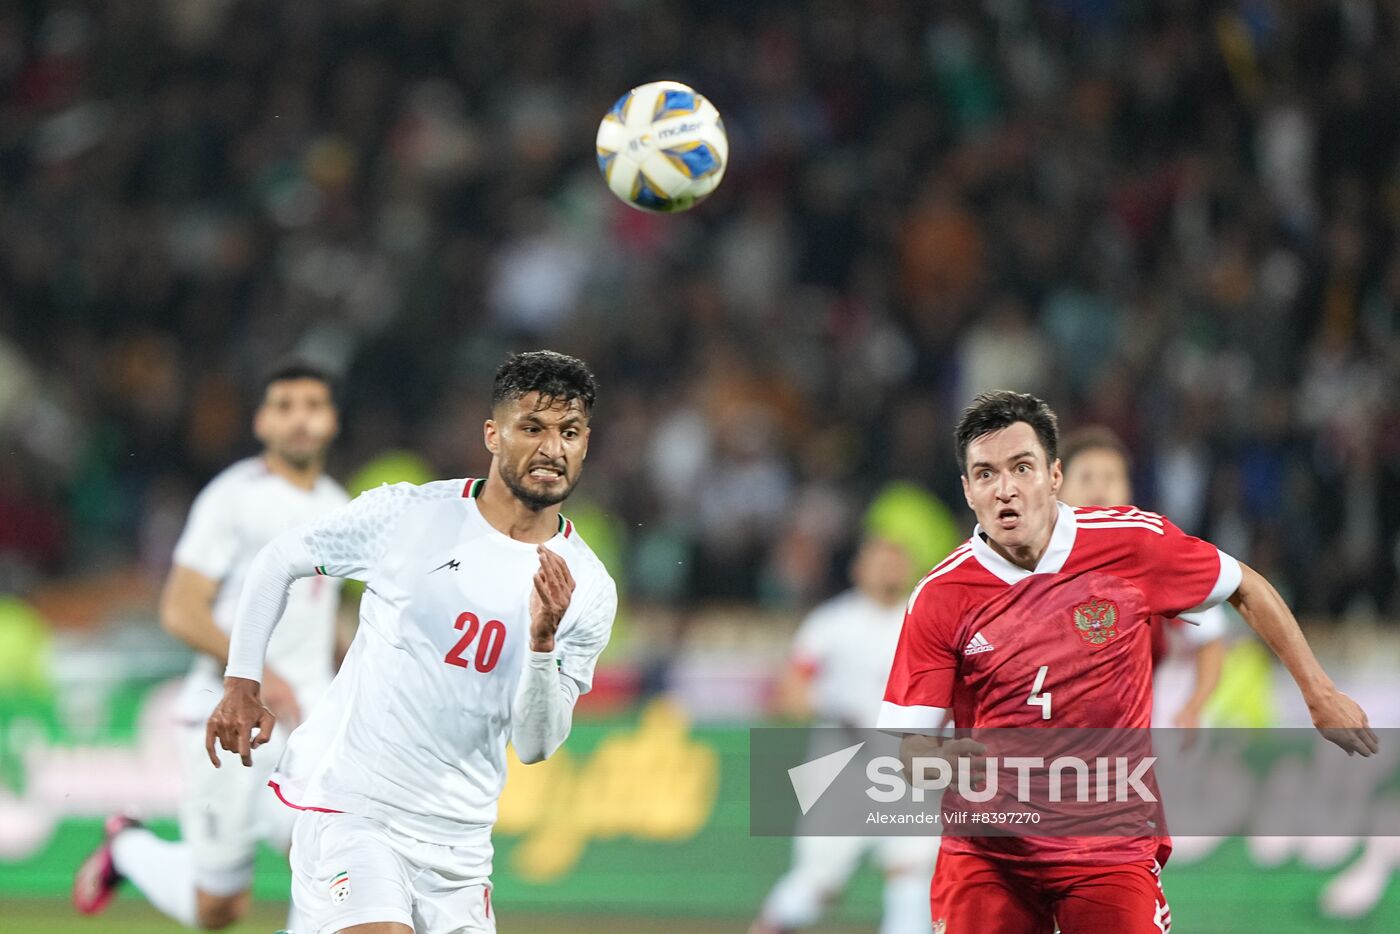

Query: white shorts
[
  {"left": 178, "top": 721, "right": 294, "bottom": 895},
  {"left": 290, "top": 810, "right": 495, "bottom": 934}
]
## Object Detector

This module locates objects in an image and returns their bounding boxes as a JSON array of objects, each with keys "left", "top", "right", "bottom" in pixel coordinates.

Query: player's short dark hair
[
  {"left": 1060, "top": 425, "right": 1131, "bottom": 473},
  {"left": 954, "top": 391, "right": 1059, "bottom": 475},
  {"left": 260, "top": 361, "right": 337, "bottom": 404},
  {"left": 492, "top": 350, "right": 597, "bottom": 414}
]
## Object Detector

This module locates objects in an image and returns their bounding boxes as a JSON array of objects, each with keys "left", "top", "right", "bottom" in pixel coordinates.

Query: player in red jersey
[
  {"left": 878, "top": 391, "right": 1377, "bottom": 934},
  {"left": 1058, "top": 426, "right": 1225, "bottom": 728}
]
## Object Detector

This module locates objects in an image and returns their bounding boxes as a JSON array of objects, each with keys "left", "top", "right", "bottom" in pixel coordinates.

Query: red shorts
[{"left": 929, "top": 851, "right": 1171, "bottom": 933}]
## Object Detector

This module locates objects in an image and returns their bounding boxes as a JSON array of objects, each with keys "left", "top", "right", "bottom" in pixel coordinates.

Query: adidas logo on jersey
[{"left": 964, "top": 631, "right": 995, "bottom": 655}]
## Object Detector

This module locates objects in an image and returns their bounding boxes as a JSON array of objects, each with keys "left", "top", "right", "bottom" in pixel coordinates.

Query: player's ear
[
  {"left": 483, "top": 418, "right": 499, "bottom": 455},
  {"left": 252, "top": 403, "right": 269, "bottom": 446},
  {"left": 1050, "top": 457, "right": 1063, "bottom": 494}
]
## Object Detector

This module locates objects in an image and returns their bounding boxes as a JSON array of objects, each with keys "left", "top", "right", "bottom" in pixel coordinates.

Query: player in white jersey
[
  {"left": 206, "top": 350, "right": 617, "bottom": 934},
  {"left": 752, "top": 537, "right": 940, "bottom": 934},
  {"left": 1058, "top": 426, "right": 1227, "bottom": 728},
  {"left": 73, "top": 363, "right": 348, "bottom": 930}
]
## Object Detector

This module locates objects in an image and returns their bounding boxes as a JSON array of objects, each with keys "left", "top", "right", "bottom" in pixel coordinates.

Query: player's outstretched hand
[
  {"left": 205, "top": 676, "right": 276, "bottom": 769},
  {"left": 900, "top": 735, "right": 989, "bottom": 787},
  {"left": 529, "top": 545, "right": 575, "bottom": 653},
  {"left": 1308, "top": 688, "right": 1380, "bottom": 757}
]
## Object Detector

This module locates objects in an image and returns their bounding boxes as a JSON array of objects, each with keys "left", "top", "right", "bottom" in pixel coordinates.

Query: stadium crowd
[{"left": 2, "top": 0, "right": 1399, "bottom": 618}]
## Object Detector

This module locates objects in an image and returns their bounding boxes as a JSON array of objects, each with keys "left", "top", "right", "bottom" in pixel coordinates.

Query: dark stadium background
[{"left": 1, "top": 1, "right": 1398, "bottom": 932}]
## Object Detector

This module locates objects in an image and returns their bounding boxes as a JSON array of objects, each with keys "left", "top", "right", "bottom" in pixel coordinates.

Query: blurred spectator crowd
[{"left": 3, "top": 0, "right": 1400, "bottom": 619}]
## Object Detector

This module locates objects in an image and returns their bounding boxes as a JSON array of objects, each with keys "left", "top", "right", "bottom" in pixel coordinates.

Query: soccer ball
[{"left": 595, "top": 81, "right": 728, "bottom": 213}]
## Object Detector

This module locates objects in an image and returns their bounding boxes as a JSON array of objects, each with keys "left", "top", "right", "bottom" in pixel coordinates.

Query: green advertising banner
[{"left": 2, "top": 680, "right": 1399, "bottom": 931}]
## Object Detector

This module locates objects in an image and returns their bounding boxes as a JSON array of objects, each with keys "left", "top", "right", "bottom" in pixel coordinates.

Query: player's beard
[
  {"left": 499, "top": 458, "right": 578, "bottom": 511},
  {"left": 271, "top": 438, "right": 326, "bottom": 471}
]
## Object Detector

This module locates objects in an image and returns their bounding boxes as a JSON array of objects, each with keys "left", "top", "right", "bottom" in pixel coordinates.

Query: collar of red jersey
[{"left": 970, "top": 501, "right": 1078, "bottom": 585}]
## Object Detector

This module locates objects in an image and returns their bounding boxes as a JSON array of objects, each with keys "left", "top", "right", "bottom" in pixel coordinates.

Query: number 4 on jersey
[
  {"left": 1027, "top": 665, "right": 1052, "bottom": 720},
  {"left": 445, "top": 611, "right": 506, "bottom": 673}
]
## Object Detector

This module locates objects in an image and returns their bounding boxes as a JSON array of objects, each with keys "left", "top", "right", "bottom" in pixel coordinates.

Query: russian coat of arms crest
[{"left": 1073, "top": 598, "right": 1119, "bottom": 645}]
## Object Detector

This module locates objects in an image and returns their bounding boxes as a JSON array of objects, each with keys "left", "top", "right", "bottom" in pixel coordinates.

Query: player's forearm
[
  {"left": 1184, "top": 639, "right": 1225, "bottom": 710},
  {"left": 224, "top": 531, "right": 318, "bottom": 683},
  {"left": 511, "top": 651, "right": 579, "bottom": 763},
  {"left": 774, "top": 667, "right": 815, "bottom": 720},
  {"left": 159, "top": 600, "right": 232, "bottom": 664},
  {"left": 1228, "top": 563, "right": 1335, "bottom": 699}
]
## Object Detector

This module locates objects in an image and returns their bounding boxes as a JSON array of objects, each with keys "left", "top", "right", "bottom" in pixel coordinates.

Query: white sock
[
  {"left": 110, "top": 828, "right": 198, "bottom": 927},
  {"left": 880, "top": 871, "right": 933, "bottom": 934},
  {"left": 762, "top": 871, "right": 826, "bottom": 928},
  {"left": 1322, "top": 833, "right": 1400, "bottom": 919}
]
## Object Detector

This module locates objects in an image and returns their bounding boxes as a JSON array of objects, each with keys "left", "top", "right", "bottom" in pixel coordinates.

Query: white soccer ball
[{"left": 595, "top": 81, "right": 728, "bottom": 213}]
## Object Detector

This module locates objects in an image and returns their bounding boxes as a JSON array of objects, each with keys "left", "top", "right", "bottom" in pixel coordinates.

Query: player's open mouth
[
  {"left": 529, "top": 466, "right": 564, "bottom": 481},
  {"left": 996, "top": 508, "right": 1020, "bottom": 526}
]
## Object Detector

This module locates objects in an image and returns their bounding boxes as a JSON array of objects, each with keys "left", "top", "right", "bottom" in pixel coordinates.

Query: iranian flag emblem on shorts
[{"left": 330, "top": 871, "right": 350, "bottom": 904}]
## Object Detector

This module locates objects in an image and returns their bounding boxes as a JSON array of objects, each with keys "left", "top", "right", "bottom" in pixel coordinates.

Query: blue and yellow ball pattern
[{"left": 596, "top": 81, "right": 728, "bottom": 213}]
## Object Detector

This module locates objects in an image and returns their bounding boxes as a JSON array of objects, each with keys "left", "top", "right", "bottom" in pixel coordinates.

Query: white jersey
[
  {"left": 791, "top": 589, "right": 906, "bottom": 727},
  {"left": 172, "top": 457, "right": 347, "bottom": 721},
  {"left": 262, "top": 478, "right": 616, "bottom": 845}
]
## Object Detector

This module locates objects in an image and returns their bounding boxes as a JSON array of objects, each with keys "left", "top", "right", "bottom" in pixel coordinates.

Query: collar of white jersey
[
  {"left": 970, "top": 500, "right": 1077, "bottom": 585},
  {"left": 462, "top": 477, "right": 575, "bottom": 540}
]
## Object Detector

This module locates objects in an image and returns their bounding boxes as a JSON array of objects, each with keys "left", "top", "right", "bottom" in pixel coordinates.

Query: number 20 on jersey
[{"left": 445, "top": 611, "right": 506, "bottom": 672}]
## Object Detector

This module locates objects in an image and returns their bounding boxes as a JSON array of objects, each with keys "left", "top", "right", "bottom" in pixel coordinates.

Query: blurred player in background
[
  {"left": 73, "top": 363, "right": 348, "bottom": 930},
  {"left": 206, "top": 350, "right": 616, "bottom": 934},
  {"left": 751, "top": 536, "right": 938, "bottom": 934},
  {"left": 881, "top": 391, "right": 1377, "bottom": 934},
  {"left": 1058, "top": 427, "right": 1226, "bottom": 729}
]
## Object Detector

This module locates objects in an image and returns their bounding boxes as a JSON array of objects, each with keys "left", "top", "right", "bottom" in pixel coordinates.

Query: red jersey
[
  {"left": 1149, "top": 615, "right": 1172, "bottom": 668},
  {"left": 878, "top": 503, "right": 1241, "bottom": 866}
]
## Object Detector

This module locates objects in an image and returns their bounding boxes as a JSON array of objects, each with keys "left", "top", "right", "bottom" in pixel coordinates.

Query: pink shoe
[{"left": 72, "top": 814, "right": 141, "bottom": 915}]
